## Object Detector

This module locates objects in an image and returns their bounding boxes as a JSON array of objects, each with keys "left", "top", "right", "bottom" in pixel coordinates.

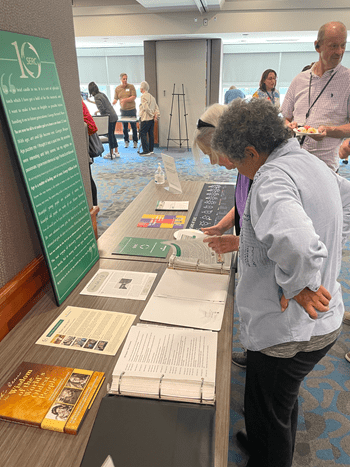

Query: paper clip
[
  {"left": 200, "top": 378, "right": 205, "bottom": 403},
  {"left": 159, "top": 374, "right": 165, "bottom": 399},
  {"left": 118, "top": 371, "right": 125, "bottom": 395}
]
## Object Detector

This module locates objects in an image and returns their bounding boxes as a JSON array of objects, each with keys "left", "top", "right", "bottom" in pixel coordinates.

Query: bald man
[{"left": 282, "top": 21, "right": 350, "bottom": 172}]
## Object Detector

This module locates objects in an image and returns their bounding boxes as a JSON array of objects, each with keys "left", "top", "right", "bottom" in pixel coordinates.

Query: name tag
[{"left": 126, "top": 88, "right": 129, "bottom": 92}]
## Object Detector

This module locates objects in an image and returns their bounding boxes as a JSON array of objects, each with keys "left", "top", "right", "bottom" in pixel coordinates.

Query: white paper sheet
[
  {"left": 36, "top": 306, "right": 136, "bottom": 355},
  {"left": 80, "top": 269, "right": 157, "bottom": 300},
  {"left": 140, "top": 268, "right": 229, "bottom": 331}
]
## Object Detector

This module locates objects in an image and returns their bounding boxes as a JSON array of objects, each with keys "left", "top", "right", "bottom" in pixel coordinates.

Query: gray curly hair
[{"left": 212, "top": 98, "right": 290, "bottom": 162}]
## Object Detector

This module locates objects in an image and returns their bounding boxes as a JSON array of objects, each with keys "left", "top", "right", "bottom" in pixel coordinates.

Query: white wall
[{"left": 155, "top": 40, "right": 207, "bottom": 148}]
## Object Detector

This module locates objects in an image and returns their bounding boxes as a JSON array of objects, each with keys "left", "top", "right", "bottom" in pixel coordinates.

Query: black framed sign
[
  {"left": 187, "top": 183, "right": 235, "bottom": 234},
  {"left": 0, "top": 30, "right": 99, "bottom": 304}
]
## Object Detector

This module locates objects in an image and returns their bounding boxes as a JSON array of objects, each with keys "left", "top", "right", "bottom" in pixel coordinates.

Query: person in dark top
[{"left": 87, "top": 82, "right": 119, "bottom": 159}]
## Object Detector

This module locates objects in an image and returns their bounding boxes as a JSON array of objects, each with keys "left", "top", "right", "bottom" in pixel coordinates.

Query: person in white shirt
[
  {"left": 138, "top": 81, "right": 160, "bottom": 156},
  {"left": 281, "top": 21, "right": 350, "bottom": 172},
  {"left": 212, "top": 98, "right": 350, "bottom": 467}
]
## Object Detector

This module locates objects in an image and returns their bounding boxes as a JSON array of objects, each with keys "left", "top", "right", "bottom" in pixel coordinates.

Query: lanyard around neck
[
  {"left": 306, "top": 71, "right": 336, "bottom": 120},
  {"left": 266, "top": 90, "right": 275, "bottom": 104}
]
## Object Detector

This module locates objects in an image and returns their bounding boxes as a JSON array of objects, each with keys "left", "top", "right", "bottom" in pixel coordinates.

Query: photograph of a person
[
  {"left": 84, "top": 339, "right": 97, "bottom": 349},
  {"left": 50, "top": 404, "right": 73, "bottom": 421},
  {"left": 67, "top": 373, "right": 90, "bottom": 389},
  {"left": 62, "top": 336, "right": 75, "bottom": 346},
  {"left": 51, "top": 334, "right": 65, "bottom": 345},
  {"left": 96, "top": 340, "right": 108, "bottom": 351},
  {"left": 57, "top": 388, "right": 82, "bottom": 405},
  {"left": 72, "top": 337, "right": 87, "bottom": 348}
]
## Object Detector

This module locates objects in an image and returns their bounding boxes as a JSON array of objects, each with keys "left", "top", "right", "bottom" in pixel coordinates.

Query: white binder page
[{"left": 140, "top": 268, "right": 229, "bottom": 331}]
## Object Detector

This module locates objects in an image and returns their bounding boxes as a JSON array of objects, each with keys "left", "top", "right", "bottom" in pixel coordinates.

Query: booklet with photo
[{"left": 0, "top": 362, "right": 104, "bottom": 435}]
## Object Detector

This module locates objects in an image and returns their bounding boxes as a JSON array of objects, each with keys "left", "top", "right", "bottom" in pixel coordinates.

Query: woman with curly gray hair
[
  {"left": 212, "top": 98, "right": 350, "bottom": 467},
  {"left": 193, "top": 103, "right": 253, "bottom": 369}
]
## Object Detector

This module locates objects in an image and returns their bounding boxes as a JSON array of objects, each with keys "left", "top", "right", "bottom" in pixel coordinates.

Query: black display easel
[{"left": 166, "top": 84, "right": 189, "bottom": 150}]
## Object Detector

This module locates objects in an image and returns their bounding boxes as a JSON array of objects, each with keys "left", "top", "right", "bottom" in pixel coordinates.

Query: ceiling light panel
[{"left": 136, "top": 0, "right": 224, "bottom": 12}]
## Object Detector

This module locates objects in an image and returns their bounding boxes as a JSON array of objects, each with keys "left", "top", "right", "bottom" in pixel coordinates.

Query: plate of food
[
  {"left": 293, "top": 126, "right": 319, "bottom": 135},
  {"left": 173, "top": 229, "right": 205, "bottom": 240}
]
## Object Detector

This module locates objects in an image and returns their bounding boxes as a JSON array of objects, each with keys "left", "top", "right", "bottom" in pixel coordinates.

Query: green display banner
[{"left": 0, "top": 31, "right": 99, "bottom": 304}]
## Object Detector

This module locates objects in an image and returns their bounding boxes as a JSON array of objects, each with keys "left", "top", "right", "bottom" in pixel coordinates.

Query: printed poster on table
[
  {"left": 0, "top": 31, "right": 99, "bottom": 304},
  {"left": 36, "top": 306, "right": 136, "bottom": 356}
]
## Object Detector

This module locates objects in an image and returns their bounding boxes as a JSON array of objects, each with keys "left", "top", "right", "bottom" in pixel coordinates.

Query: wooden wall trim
[
  {"left": 0, "top": 255, "right": 49, "bottom": 341},
  {"left": 0, "top": 206, "right": 100, "bottom": 342}
]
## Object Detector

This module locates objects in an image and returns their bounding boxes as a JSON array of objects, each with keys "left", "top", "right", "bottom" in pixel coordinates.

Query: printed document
[
  {"left": 110, "top": 324, "right": 217, "bottom": 404},
  {"left": 80, "top": 269, "right": 156, "bottom": 300},
  {"left": 140, "top": 268, "right": 229, "bottom": 331},
  {"left": 36, "top": 306, "right": 136, "bottom": 355}
]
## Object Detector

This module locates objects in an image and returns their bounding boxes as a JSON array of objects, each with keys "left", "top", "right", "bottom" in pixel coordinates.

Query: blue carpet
[{"left": 92, "top": 141, "right": 350, "bottom": 466}]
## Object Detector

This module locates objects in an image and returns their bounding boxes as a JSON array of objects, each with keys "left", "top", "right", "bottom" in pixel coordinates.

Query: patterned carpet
[{"left": 91, "top": 141, "right": 350, "bottom": 466}]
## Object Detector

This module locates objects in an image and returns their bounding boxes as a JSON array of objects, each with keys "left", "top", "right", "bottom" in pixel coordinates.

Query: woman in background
[
  {"left": 87, "top": 82, "right": 119, "bottom": 159},
  {"left": 82, "top": 99, "right": 101, "bottom": 206},
  {"left": 253, "top": 69, "right": 280, "bottom": 108}
]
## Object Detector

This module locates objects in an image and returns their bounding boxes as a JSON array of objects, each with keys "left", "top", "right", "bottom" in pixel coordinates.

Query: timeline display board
[
  {"left": 0, "top": 31, "right": 99, "bottom": 304},
  {"left": 187, "top": 183, "right": 235, "bottom": 234}
]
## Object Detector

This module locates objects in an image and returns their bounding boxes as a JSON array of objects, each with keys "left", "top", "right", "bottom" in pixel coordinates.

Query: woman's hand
[
  {"left": 203, "top": 234, "right": 239, "bottom": 254},
  {"left": 201, "top": 225, "right": 224, "bottom": 236},
  {"left": 280, "top": 285, "right": 331, "bottom": 319}
]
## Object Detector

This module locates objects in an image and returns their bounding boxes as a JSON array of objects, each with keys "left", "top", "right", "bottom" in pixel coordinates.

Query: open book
[
  {"left": 164, "top": 238, "right": 232, "bottom": 274},
  {"left": 109, "top": 324, "right": 217, "bottom": 405}
]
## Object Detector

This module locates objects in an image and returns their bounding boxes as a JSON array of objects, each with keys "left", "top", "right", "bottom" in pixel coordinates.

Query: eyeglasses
[{"left": 197, "top": 119, "right": 215, "bottom": 129}]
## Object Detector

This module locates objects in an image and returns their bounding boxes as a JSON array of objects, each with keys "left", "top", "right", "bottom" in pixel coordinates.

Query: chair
[{"left": 92, "top": 115, "right": 109, "bottom": 144}]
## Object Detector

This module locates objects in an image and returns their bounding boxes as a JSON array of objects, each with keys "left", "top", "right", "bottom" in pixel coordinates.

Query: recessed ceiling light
[{"left": 266, "top": 38, "right": 299, "bottom": 42}]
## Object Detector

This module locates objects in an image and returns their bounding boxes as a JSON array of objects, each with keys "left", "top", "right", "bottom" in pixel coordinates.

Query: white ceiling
[
  {"left": 75, "top": 30, "right": 318, "bottom": 49},
  {"left": 73, "top": 0, "right": 336, "bottom": 49}
]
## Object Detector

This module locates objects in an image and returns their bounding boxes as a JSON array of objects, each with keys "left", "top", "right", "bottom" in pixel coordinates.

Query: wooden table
[
  {"left": 0, "top": 258, "right": 234, "bottom": 467},
  {"left": 0, "top": 179, "right": 234, "bottom": 467},
  {"left": 97, "top": 180, "right": 206, "bottom": 262}
]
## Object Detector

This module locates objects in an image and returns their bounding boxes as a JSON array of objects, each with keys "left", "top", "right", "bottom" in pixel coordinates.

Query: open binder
[
  {"left": 166, "top": 238, "right": 232, "bottom": 275},
  {"left": 108, "top": 324, "right": 217, "bottom": 404}
]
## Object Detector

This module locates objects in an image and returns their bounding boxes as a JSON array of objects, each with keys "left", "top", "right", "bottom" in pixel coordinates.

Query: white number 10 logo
[{"left": 11, "top": 41, "right": 41, "bottom": 79}]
